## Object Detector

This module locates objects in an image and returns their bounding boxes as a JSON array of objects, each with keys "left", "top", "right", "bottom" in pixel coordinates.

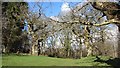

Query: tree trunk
[
  {"left": 31, "top": 44, "right": 38, "bottom": 56},
  {"left": 117, "top": 25, "right": 120, "bottom": 58},
  {"left": 84, "top": 25, "right": 93, "bottom": 56},
  {"left": 86, "top": 41, "right": 92, "bottom": 56},
  {"left": 5, "top": 45, "right": 10, "bottom": 53},
  {"left": 31, "top": 39, "right": 38, "bottom": 56},
  {"left": 32, "top": 44, "right": 35, "bottom": 55}
]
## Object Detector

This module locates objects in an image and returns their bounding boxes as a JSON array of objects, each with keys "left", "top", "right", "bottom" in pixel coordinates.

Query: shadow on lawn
[{"left": 94, "top": 56, "right": 120, "bottom": 68}]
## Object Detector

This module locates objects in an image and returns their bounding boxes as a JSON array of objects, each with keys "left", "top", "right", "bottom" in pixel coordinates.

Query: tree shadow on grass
[{"left": 94, "top": 56, "right": 120, "bottom": 68}]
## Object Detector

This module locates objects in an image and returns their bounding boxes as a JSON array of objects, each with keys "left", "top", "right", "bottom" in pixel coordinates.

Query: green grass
[{"left": 2, "top": 54, "right": 111, "bottom": 66}]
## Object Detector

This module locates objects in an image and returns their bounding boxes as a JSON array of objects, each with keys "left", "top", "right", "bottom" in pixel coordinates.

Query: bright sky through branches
[{"left": 28, "top": 2, "right": 79, "bottom": 17}]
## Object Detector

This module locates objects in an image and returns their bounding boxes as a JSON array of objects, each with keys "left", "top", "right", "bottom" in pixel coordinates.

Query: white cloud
[
  {"left": 50, "top": 3, "right": 72, "bottom": 22},
  {"left": 61, "top": 2, "right": 71, "bottom": 12},
  {"left": 58, "top": 2, "right": 73, "bottom": 22}
]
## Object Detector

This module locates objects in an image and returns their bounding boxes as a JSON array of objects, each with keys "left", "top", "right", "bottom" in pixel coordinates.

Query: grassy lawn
[{"left": 2, "top": 54, "right": 110, "bottom": 66}]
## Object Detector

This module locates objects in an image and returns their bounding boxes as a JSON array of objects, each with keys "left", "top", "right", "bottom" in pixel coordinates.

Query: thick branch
[
  {"left": 52, "top": 18, "right": 120, "bottom": 27},
  {"left": 93, "top": 19, "right": 120, "bottom": 26}
]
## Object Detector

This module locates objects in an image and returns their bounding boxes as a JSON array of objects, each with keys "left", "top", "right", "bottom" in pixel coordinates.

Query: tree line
[{"left": 1, "top": 1, "right": 120, "bottom": 59}]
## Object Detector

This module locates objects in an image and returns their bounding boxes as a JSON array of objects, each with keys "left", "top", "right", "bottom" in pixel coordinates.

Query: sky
[
  {"left": 22, "top": 2, "right": 79, "bottom": 32},
  {"left": 28, "top": 2, "right": 79, "bottom": 17}
]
